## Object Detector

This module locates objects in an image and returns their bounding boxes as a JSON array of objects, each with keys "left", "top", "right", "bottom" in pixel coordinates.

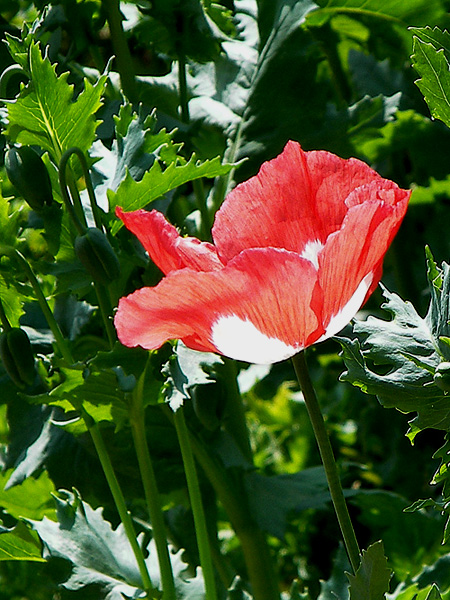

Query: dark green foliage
[{"left": 5, "top": 146, "right": 53, "bottom": 211}]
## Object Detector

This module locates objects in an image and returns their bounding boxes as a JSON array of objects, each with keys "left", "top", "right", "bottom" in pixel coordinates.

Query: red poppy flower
[{"left": 114, "top": 141, "right": 410, "bottom": 364}]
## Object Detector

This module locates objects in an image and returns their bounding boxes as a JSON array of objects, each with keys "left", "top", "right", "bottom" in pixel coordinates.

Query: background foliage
[{"left": 1, "top": 0, "right": 450, "bottom": 599}]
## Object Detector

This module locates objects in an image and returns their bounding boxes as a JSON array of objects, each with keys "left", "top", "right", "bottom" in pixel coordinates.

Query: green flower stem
[
  {"left": 102, "top": 0, "right": 137, "bottom": 101},
  {"left": 83, "top": 410, "right": 154, "bottom": 597},
  {"left": 291, "top": 351, "right": 360, "bottom": 573},
  {"left": 129, "top": 372, "right": 176, "bottom": 600},
  {"left": 93, "top": 282, "right": 116, "bottom": 349},
  {"left": 8, "top": 249, "right": 153, "bottom": 594},
  {"left": 10, "top": 249, "right": 73, "bottom": 364},
  {"left": 173, "top": 407, "right": 218, "bottom": 600},
  {"left": 187, "top": 429, "right": 280, "bottom": 600},
  {"left": 221, "top": 358, "right": 253, "bottom": 463}
]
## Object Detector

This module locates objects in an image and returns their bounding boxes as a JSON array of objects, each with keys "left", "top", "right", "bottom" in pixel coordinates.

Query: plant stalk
[
  {"left": 102, "top": 0, "right": 137, "bottom": 101},
  {"left": 129, "top": 372, "right": 177, "bottom": 600},
  {"left": 84, "top": 412, "right": 155, "bottom": 597},
  {"left": 9, "top": 250, "right": 153, "bottom": 594},
  {"left": 186, "top": 427, "right": 280, "bottom": 600},
  {"left": 173, "top": 407, "right": 218, "bottom": 600},
  {"left": 291, "top": 351, "right": 360, "bottom": 573}
]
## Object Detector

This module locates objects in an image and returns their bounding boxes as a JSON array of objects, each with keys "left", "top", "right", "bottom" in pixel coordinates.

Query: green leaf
[
  {"left": 411, "top": 27, "right": 450, "bottom": 128},
  {"left": 27, "top": 366, "right": 129, "bottom": 433},
  {"left": 346, "top": 541, "right": 391, "bottom": 600},
  {"left": 5, "top": 39, "right": 107, "bottom": 160},
  {"left": 424, "top": 584, "right": 442, "bottom": 600},
  {"left": 0, "top": 469, "right": 56, "bottom": 521},
  {"left": 108, "top": 152, "right": 234, "bottom": 231},
  {"left": 338, "top": 261, "right": 450, "bottom": 438},
  {"left": 29, "top": 489, "right": 205, "bottom": 599},
  {"left": 163, "top": 343, "right": 223, "bottom": 411},
  {"left": 244, "top": 467, "right": 331, "bottom": 539},
  {"left": 0, "top": 522, "right": 44, "bottom": 563},
  {"left": 318, "top": 544, "right": 350, "bottom": 600},
  {"left": 306, "top": 0, "right": 447, "bottom": 26}
]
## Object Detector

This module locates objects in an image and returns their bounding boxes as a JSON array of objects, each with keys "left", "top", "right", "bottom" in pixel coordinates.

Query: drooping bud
[
  {"left": 5, "top": 146, "right": 53, "bottom": 211},
  {"left": 0, "top": 327, "right": 36, "bottom": 388},
  {"left": 74, "top": 227, "right": 120, "bottom": 285}
]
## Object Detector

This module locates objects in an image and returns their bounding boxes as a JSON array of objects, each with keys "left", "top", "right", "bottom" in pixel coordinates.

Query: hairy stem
[{"left": 291, "top": 351, "right": 360, "bottom": 573}]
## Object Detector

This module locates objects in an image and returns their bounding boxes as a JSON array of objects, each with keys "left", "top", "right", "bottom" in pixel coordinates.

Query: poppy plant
[{"left": 114, "top": 141, "right": 410, "bottom": 364}]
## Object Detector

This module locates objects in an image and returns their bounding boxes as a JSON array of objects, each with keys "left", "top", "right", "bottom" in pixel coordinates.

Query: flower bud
[
  {"left": 74, "top": 227, "right": 120, "bottom": 285},
  {"left": 5, "top": 146, "right": 53, "bottom": 211},
  {"left": 0, "top": 327, "right": 36, "bottom": 388}
]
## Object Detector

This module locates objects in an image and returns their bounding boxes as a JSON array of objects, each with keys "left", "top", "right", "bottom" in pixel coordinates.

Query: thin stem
[
  {"left": 221, "top": 359, "right": 253, "bottom": 463},
  {"left": 291, "top": 351, "right": 360, "bottom": 573},
  {"left": 93, "top": 282, "right": 116, "bottom": 349},
  {"left": 85, "top": 413, "right": 154, "bottom": 597},
  {"left": 58, "top": 150, "right": 87, "bottom": 235},
  {"left": 129, "top": 371, "right": 176, "bottom": 600},
  {"left": 102, "top": 0, "right": 137, "bottom": 101},
  {"left": 11, "top": 250, "right": 73, "bottom": 364},
  {"left": 186, "top": 427, "right": 279, "bottom": 600},
  {"left": 9, "top": 250, "right": 153, "bottom": 595},
  {"left": 178, "top": 52, "right": 190, "bottom": 124},
  {"left": 173, "top": 407, "right": 218, "bottom": 600}
]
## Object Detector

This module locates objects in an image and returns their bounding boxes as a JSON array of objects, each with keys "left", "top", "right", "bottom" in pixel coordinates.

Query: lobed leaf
[
  {"left": 411, "top": 27, "right": 450, "bottom": 128},
  {"left": 5, "top": 38, "right": 107, "bottom": 160},
  {"left": 347, "top": 541, "right": 391, "bottom": 600},
  {"left": 338, "top": 252, "right": 450, "bottom": 439},
  {"left": 29, "top": 489, "right": 205, "bottom": 600},
  {"left": 108, "top": 153, "right": 234, "bottom": 232}
]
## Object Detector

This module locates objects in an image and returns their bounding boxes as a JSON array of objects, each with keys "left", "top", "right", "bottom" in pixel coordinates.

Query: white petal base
[
  {"left": 317, "top": 271, "right": 374, "bottom": 342},
  {"left": 211, "top": 315, "right": 298, "bottom": 364}
]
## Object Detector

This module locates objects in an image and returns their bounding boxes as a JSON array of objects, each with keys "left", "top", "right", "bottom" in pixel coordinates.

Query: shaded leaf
[
  {"left": 244, "top": 467, "right": 331, "bottom": 539},
  {"left": 347, "top": 541, "right": 391, "bottom": 600}
]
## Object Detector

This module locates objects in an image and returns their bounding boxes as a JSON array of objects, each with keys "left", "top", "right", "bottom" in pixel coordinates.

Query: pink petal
[
  {"left": 114, "top": 248, "right": 325, "bottom": 364},
  {"left": 317, "top": 184, "right": 410, "bottom": 340},
  {"left": 116, "top": 207, "right": 222, "bottom": 274},
  {"left": 212, "top": 141, "right": 385, "bottom": 263}
]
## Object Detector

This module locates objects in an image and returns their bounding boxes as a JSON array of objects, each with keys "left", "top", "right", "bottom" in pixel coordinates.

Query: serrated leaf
[
  {"left": 5, "top": 39, "right": 107, "bottom": 160},
  {"left": 411, "top": 29, "right": 450, "bottom": 128},
  {"left": 29, "top": 489, "right": 205, "bottom": 600},
  {"left": 164, "top": 343, "right": 223, "bottom": 411},
  {"left": 347, "top": 541, "right": 391, "bottom": 600},
  {"left": 108, "top": 153, "right": 234, "bottom": 231},
  {"left": 338, "top": 270, "right": 450, "bottom": 438},
  {"left": 0, "top": 521, "right": 44, "bottom": 562}
]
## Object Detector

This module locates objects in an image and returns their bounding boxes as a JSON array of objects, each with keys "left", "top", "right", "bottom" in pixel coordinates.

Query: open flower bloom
[{"left": 114, "top": 141, "right": 410, "bottom": 364}]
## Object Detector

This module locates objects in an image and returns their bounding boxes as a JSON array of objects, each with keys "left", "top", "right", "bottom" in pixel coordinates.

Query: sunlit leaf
[{"left": 5, "top": 38, "right": 107, "bottom": 160}]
